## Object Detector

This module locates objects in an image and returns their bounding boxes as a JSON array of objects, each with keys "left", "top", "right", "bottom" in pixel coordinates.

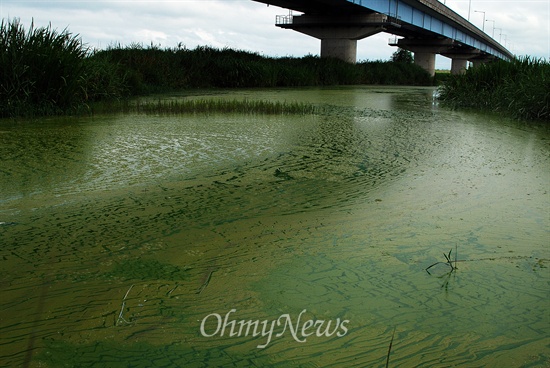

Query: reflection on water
[{"left": 0, "top": 86, "right": 548, "bottom": 367}]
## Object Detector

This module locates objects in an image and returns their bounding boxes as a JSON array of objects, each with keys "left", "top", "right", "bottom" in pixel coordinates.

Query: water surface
[{"left": 1, "top": 86, "right": 548, "bottom": 367}]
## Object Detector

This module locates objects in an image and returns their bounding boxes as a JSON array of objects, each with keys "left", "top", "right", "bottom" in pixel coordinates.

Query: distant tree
[{"left": 391, "top": 48, "right": 413, "bottom": 64}]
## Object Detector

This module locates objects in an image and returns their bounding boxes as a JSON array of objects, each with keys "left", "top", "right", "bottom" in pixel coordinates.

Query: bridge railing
[
  {"left": 276, "top": 12, "right": 402, "bottom": 27},
  {"left": 385, "top": 13, "right": 402, "bottom": 27},
  {"left": 388, "top": 37, "right": 399, "bottom": 46},
  {"left": 276, "top": 15, "right": 293, "bottom": 25}
]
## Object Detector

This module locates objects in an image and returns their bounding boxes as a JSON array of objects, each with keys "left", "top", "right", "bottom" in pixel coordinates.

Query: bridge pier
[
  {"left": 442, "top": 50, "right": 481, "bottom": 75},
  {"left": 450, "top": 58, "right": 468, "bottom": 75},
  {"left": 390, "top": 38, "right": 494, "bottom": 75},
  {"left": 320, "top": 39, "right": 357, "bottom": 63},
  {"left": 389, "top": 38, "right": 454, "bottom": 77},
  {"left": 470, "top": 55, "right": 496, "bottom": 68},
  {"left": 276, "top": 14, "right": 390, "bottom": 63},
  {"left": 412, "top": 52, "right": 436, "bottom": 77}
]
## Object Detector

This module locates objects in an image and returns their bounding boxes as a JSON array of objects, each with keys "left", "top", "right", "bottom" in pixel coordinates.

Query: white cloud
[{"left": 136, "top": 29, "right": 168, "bottom": 44}]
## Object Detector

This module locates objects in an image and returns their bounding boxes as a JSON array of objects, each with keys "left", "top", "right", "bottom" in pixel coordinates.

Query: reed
[
  {"left": 385, "top": 327, "right": 396, "bottom": 368},
  {"left": 439, "top": 57, "right": 550, "bottom": 121},
  {"left": 86, "top": 97, "right": 327, "bottom": 116},
  {"left": 116, "top": 284, "right": 134, "bottom": 326},
  {"left": 94, "top": 44, "right": 433, "bottom": 92},
  {"left": 131, "top": 98, "right": 323, "bottom": 115},
  {"left": 0, "top": 18, "right": 89, "bottom": 117},
  {"left": 80, "top": 52, "right": 130, "bottom": 102},
  {"left": 196, "top": 269, "right": 215, "bottom": 295},
  {"left": 426, "top": 248, "right": 457, "bottom": 275},
  {"left": 358, "top": 60, "right": 431, "bottom": 85}
]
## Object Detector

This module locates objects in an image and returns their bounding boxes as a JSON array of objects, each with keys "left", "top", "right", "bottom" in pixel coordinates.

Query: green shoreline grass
[
  {"left": 438, "top": 57, "right": 550, "bottom": 121},
  {"left": 88, "top": 98, "right": 326, "bottom": 116},
  {"left": 135, "top": 99, "right": 324, "bottom": 115}
]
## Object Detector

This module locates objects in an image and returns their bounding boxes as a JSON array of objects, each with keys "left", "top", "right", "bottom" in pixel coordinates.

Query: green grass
[
  {"left": 0, "top": 19, "right": 89, "bottom": 116},
  {"left": 438, "top": 57, "right": 550, "bottom": 121},
  {"left": 94, "top": 44, "right": 433, "bottom": 93},
  {"left": 88, "top": 98, "right": 326, "bottom": 116},
  {"left": 133, "top": 98, "right": 324, "bottom": 115}
]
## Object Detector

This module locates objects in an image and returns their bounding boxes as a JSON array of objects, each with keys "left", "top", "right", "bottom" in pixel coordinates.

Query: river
[{"left": 1, "top": 86, "right": 549, "bottom": 367}]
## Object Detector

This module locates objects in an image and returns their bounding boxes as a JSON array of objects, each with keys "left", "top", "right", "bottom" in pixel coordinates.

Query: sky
[{"left": 1, "top": 0, "right": 549, "bottom": 70}]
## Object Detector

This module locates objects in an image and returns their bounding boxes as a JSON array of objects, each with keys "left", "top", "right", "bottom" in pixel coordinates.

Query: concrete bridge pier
[
  {"left": 320, "top": 39, "right": 357, "bottom": 63},
  {"left": 412, "top": 52, "right": 436, "bottom": 77},
  {"left": 277, "top": 14, "right": 390, "bottom": 63},
  {"left": 389, "top": 38, "right": 454, "bottom": 77},
  {"left": 442, "top": 50, "right": 481, "bottom": 74},
  {"left": 450, "top": 58, "right": 468, "bottom": 75},
  {"left": 470, "top": 55, "right": 496, "bottom": 68}
]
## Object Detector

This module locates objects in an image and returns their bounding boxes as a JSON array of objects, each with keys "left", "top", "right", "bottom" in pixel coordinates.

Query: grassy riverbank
[
  {"left": 94, "top": 43, "right": 432, "bottom": 93},
  {"left": 0, "top": 19, "right": 431, "bottom": 118},
  {"left": 89, "top": 98, "right": 330, "bottom": 116},
  {"left": 438, "top": 57, "right": 550, "bottom": 121}
]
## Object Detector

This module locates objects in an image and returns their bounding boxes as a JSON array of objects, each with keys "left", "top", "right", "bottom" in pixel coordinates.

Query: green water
[{"left": 1, "top": 86, "right": 548, "bottom": 367}]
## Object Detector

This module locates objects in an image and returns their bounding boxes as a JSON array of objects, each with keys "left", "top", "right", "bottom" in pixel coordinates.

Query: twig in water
[
  {"left": 123, "top": 284, "right": 134, "bottom": 300},
  {"left": 455, "top": 243, "right": 458, "bottom": 270},
  {"left": 117, "top": 302, "right": 128, "bottom": 324},
  {"left": 386, "top": 327, "right": 396, "bottom": 368},
  {"left": 117, "top": 284, "right": 134, "bottom": 326},
  {"left": 167, "top": 284, "right": 178, "bottom": 297},
  {"left": 443, "top": 249, "right": 455, "bottom": 271},
  {"left": 426, "top": 248, "right": 457, "bottom": 275},
  {"left": 196, "top": 269, "right": 215, "bottom": 294}
]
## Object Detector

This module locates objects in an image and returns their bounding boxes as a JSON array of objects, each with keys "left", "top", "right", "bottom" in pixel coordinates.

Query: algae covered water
[{"left": 1, "top": 86, "right": 548, "bottom": 367}]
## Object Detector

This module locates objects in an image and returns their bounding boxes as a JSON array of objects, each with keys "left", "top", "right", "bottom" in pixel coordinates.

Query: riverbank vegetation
[
  {"left": 0, "top": 19, "right": 431, "bottom": 118},
  {"left": 90, "top": 98, "right": 329, "bottom": 116},
  {"left": 438, "top": 57, "right": 550, "bottom": 121},
  {"left": 4, "top": 19, "right": 547, "bottom": 122},
  {"left": 94, "top": 43, "right": 431, "bottom": 93},
  {"left": 0, "top": 19, "right": 89, "bottom": 117}
]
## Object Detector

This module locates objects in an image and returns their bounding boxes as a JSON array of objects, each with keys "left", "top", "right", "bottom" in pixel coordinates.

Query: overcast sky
[{"left": 1, "top": 0, "right": 548, "bottom": 69}]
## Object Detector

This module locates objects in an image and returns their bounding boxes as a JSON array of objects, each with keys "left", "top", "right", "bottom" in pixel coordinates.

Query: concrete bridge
[{"left": 252, "top": 0, "right": 513, "bottom": 75}]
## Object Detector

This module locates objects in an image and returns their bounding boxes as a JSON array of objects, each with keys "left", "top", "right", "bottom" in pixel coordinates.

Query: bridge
[{"left": 252, "top": 0, "right": 514, "bottom": 75}]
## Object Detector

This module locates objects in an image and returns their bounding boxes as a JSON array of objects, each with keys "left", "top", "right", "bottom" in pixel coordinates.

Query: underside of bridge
[
  {"left": 277, "top": 13, "right": 393, "bottom": 63},
  {"left": 258, "top": 0, "right": 369, "bottom": 14},
  {"left": 389, "top": 38, "right": 495, "bottom": 76},
  {"left": 254, "top": 0, "right": 511, "bottom": 75},
  {"left": 277, "top": 12, "right": 494, "bottom": 75}
]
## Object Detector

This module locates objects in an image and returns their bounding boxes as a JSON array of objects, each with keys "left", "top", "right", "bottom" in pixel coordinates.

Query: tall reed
[
  {"left": 439, "top": 57, "right": 550, "bottom": 121},
  {"left": 0, "top": 19, "right": 88, "bottom": 116},
  {"left": 94, "top": 44, "right": 433, "bottom": 93}
]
